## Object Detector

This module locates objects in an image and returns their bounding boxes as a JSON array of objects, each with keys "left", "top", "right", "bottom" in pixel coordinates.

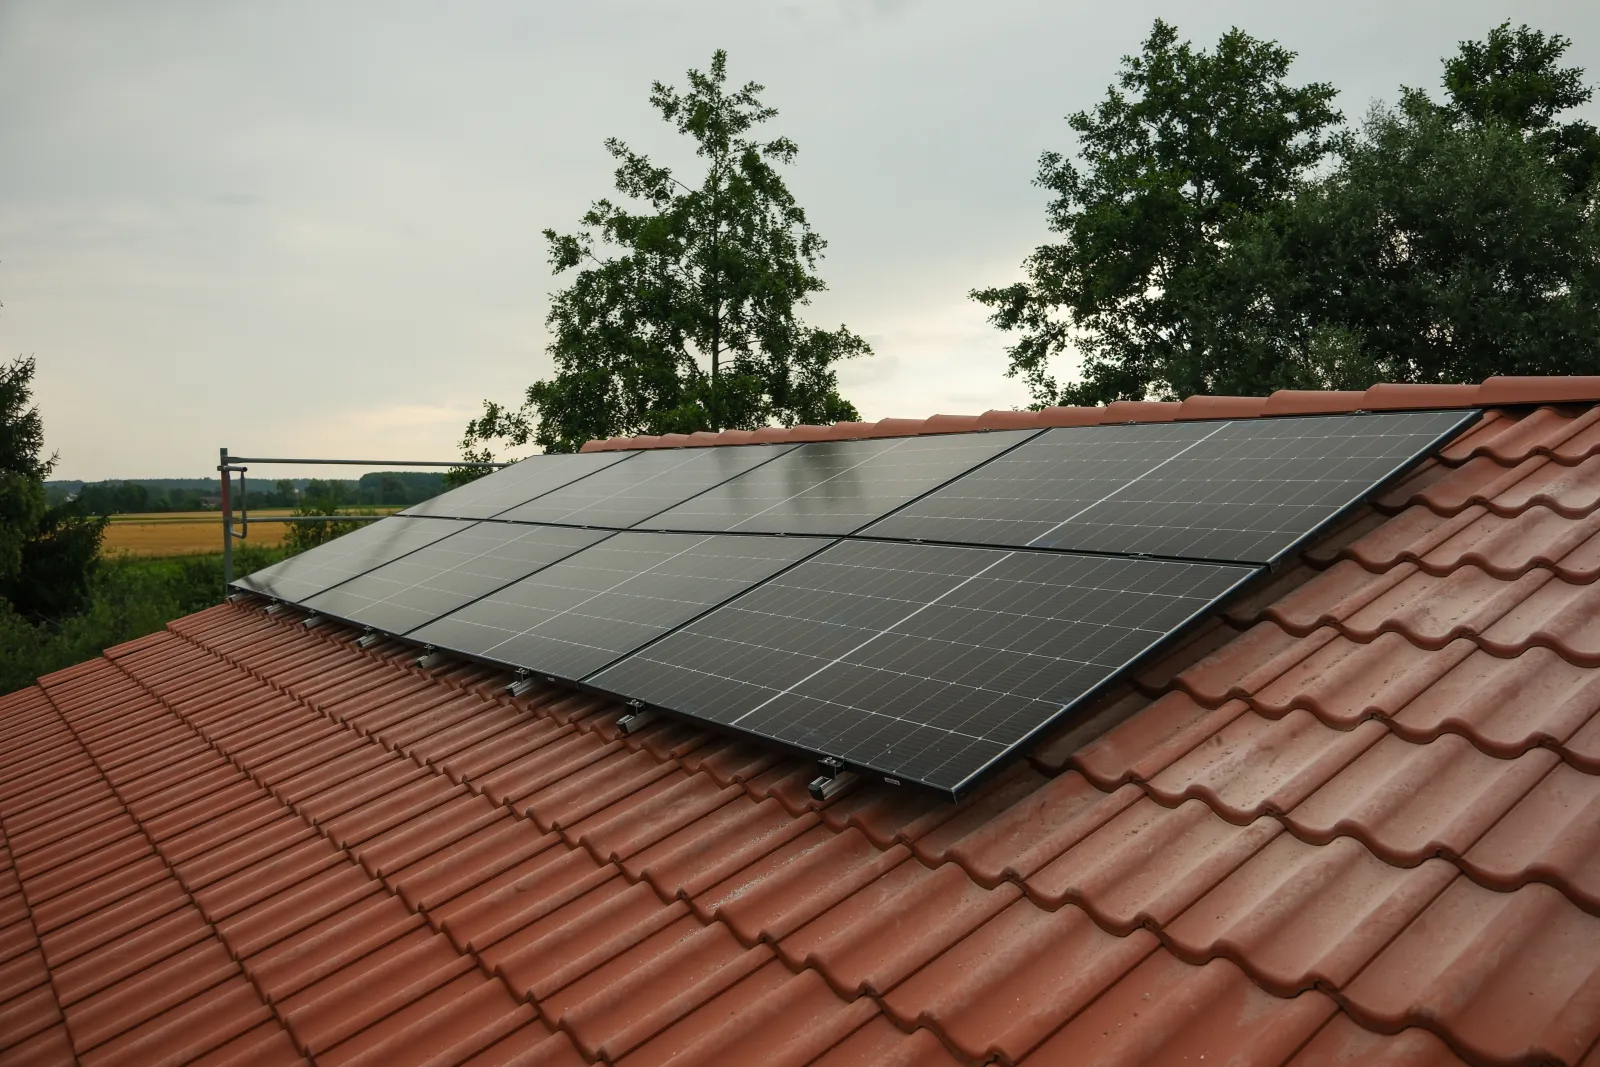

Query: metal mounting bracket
[
  {"left": 355, "top": 631, "right": 382, "bottom": 649},
  {"left": 616, "top": 705, "right": 657, "bottom": 735},
  {"left": 505, "top": 671, "right": 538, "bottom": 697},
  {"left": 414, "top": 648, "right": 447, "bottom": 670},
  {"left": 807, "top": 757, "right": 856, "bottom": 801},
  {"left": 302, "top": 615, "right": 327, "bottom": 630}
]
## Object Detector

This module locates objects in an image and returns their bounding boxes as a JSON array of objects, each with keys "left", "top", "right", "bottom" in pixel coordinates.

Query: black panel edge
[
  {"left": 341, "top": 526, "right": 620, "bottom": 640},
  {"left": 407, "top": 532, "right": 837, "bottom": 687},
  {"left": 583, "top": 541, "right": 1262, "bottom": 802},
  {"left": 232, "top": 410, "right": 1484, "bottom": 803},
  {"left": 228, "top": 515, "right": 477, "bottom": 602},
  {"left": 638, "top": 428, "right": 1046, "bottom": 537},
  {"left": 1257, "top": 407, "right": 1483, "bottom": 569},
  {"left": 399, "top": 448, "right": 640, "bottom": 520},
  {"left": 938, "top": 559, "right": 1263, "bottom": 800},
  {"left": 571, "top": 533, "right": 841, "bottom": 682},
  {"left": 619, "top": 441, "right": 801, "bottom": 529},
  {"left": 836, "top": 427, "right": 1046, "bottom": 535},
  {"left": 478, "top": 448, "right": 641, "bottom": 519}
]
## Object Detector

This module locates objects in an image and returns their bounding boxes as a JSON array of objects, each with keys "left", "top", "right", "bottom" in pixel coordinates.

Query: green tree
[
  {"left": 0, "top": 356, "right": 50, "bottom": 582},
  {"left": 1282, "top": 95, "right": 1600, "bottom": 385},
  {"left": 979, "top": 20, "right": 1600, "bottom": 403},
  {"left": 1260, "top": 22, "right": 1600, "bottom": 386},
  {"left": 972, "top": 20, "right": 1341, "bottom": 406},
  {"left": 0, "top": 355, "right": 106, "bottom": 624},
  {"left": 463, "top": 49, "right": 868, "bottom": 457},
  {"left": 1441, "top": 22, "right": 1600, "bottom": 196}
]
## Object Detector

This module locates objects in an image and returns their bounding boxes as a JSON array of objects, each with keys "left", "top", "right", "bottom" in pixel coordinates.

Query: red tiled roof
[
  {"left": 5, "top": 381, "right": 1600, "bottom": 1066},
  {"left": 576, "top": 375, "right": 1600, "bottom": 451}
]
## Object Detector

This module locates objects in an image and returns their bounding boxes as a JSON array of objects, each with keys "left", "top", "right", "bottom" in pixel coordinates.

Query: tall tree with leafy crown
[
  {"left": 1266, "top": 22, "right": 1600, "bottom": 387},
  {"left": 0, "top": 354, "right": 106, "bottom": 625},
  {"left": 971, "top": 20, "right": 1342, "bottom": 407},
  {"left": 977, "top": 19, "right": 1600, "bottom": 405},
  {"left": 459, "top": 50, "right": 867, "bottom": 463}
]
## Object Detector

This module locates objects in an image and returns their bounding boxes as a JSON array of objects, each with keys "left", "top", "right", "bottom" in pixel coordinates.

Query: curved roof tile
[{"left": 6, "top": 393, "right": 1600, "bottom": 1066}]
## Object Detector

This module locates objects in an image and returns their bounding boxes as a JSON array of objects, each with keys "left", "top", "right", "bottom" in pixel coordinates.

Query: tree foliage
[
  {"left": 979, "top": 20, "right": 1600, "bottom": 405},
  {"left": 972, "top": 20, "right": 1341, "bottom": 405},
  {"left": 1288, "top": 94, "right": 1600, "bottom": 385},
  {"left": 464, "top": 50, "right": 868, "bottom": 458},
  {"left": 0, "top": 356, "right": 105, "bottom": 624}
]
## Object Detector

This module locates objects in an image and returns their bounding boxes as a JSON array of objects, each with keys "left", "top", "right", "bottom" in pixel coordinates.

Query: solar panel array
[
  {"left": 590, "top": 541, "right": 1254, "bottom": 792},
  {"left": 234, "top": 408, "right": 1477, "bottom": 798}
]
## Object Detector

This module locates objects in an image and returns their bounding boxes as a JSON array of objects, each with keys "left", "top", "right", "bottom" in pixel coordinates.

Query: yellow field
[{"left": 101, "top": 509, "right": 399, "bottom": 558}]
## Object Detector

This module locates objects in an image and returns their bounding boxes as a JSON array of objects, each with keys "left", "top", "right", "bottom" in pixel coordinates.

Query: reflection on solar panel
[
  {"left": 402, "top": 450, "right": 634, "bottom": 520},
  {"left": 409, "top": 531, "right": 831, "bottom": 682},
  {"left": 645, "top": 430, "right": 1036, "bottom": 535},
  {"left": 234, "top": 516, "right": 470, "bottom": 601},
  {"left": 301, "top": 523, "right": 610, "bottom": 635},
  {"left": 590, "top": 539, "right": 1254, "bottom": 794},
  {"left": 497, "top": 444, "right": 795, "bottom": 528},
  {"left": 864, "top": 411, "right": 1475, "bottom": 563}
]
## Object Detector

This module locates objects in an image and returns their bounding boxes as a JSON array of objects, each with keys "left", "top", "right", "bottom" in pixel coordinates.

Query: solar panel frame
[
  {"left": 642, "top": 429, "right": 1040, "bottom": 536},
  {"left": 299, "top": 522, "right": 614, "bottom": 636},
  {"left": 863, "top": 410, "right": 1480, "bottom": 564},
  {"left": 230, "top": 515, "right": 473, "bottom": 602},
  {"left": 588, "top": 538, "right": 1259, "bottom": 798},
  {"left": 400, "top": 450, "right": 638, "bottom": 520},
  {"left": 236, "top": 409, "right": 1479, "bottom": 801},
  {"left": 408, "top": 530, "right": 835, "bottom": 683},
  {"left": 495, "top": 443, "right": 798, "bottom": 529}
]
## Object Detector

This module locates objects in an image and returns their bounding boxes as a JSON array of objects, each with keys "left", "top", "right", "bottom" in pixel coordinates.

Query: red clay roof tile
[{"left": 11, "top": 392, "right": 1600, "bottom": 1065}]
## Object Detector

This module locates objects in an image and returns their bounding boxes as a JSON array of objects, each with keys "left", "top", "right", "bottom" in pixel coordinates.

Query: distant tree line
[{"left": 45, "top": 471, "right": 448, "bottom": 514}]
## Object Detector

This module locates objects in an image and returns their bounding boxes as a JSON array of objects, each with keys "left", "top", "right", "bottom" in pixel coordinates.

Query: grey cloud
[{"left": 1, "top": 0, "right": 1594, "bottom": 478}]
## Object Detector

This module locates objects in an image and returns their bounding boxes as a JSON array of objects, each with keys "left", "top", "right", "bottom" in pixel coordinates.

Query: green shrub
[{"left": 0, "top": 543, "right": 291, "bottom": 695}]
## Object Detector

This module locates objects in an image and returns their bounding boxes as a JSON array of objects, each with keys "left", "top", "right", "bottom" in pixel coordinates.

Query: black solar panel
[
  {"left": 232, "top": 516, "right": 470, "bottom": 601},
  {"left": 410, "top": 531, "right": 831, "bottom": 681},
  {"left": 589, "top": 539, "right": 1255, "bottom": 796},
  {"left": 300, "top": 523, "right": 611, "bottom": 635},
  {"left": 644, "top": 430, "right": 1036, "bottom": 535},
  {"left": 864, "top": 410, "right": 1477, "bottom": 562},
  {"left": 496, "top": 444, "right": 796, "bottom": 528},
  {"left": 402, "top": 451, "right": 635, "bottom": 520}
]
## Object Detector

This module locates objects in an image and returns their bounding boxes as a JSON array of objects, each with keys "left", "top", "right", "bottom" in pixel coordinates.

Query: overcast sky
[{"left": 3, "top": 1, "right": 1597, "bottom": 480}]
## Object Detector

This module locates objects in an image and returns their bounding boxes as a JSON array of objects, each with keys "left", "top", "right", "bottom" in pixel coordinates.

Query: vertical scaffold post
[{"left": 219, "top": 446, "right": 232, "bottom": 594}]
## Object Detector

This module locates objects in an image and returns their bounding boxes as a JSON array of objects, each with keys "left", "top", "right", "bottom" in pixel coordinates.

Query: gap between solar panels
[{"left": 231, "top": 408, "right": 1479, "bottom": 800}]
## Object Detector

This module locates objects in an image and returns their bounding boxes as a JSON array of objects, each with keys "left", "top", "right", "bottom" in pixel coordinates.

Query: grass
[{"left": 0, "top": 543, "right": 293, "bottom": 695}]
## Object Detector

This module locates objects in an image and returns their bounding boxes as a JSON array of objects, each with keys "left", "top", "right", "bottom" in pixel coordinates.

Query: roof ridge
[{"left": 578, "top": 377, "right": 1600, "bottom": 453}]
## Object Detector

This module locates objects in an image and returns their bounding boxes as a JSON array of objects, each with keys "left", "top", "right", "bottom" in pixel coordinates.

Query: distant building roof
[{"left": 4, "top": 377, "right": 1600, "bottom": 1066}]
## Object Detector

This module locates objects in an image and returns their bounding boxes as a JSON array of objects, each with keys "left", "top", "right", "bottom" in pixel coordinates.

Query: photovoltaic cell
[
  {"left": 589, "top": 539, "right": 1255, "bottom": 795},
  {"left": 644, "top": 430, "right": 1037, "bottom": 535},
  {"left": 402, "top": 450, "right": 635, "bottom": 520},
  {"left": 410, "top": 531, "right": 831, "bottom": 681},
  {"left": 864, "top": 410, "right": 1477, "bottom": 562},
  {"left": 300, "top": 522, "right": 611, "bottom": 635},
  {"left": 232, "top": 516, "right": 470, "bottom": 601},
  {"left": 496, "top": 444, "right": 796, "bottom": 528}
]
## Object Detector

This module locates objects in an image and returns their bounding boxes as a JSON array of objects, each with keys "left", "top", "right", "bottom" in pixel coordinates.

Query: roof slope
[{"left": 3, "top": 391, "right": 1600, "bottom": 1065}]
